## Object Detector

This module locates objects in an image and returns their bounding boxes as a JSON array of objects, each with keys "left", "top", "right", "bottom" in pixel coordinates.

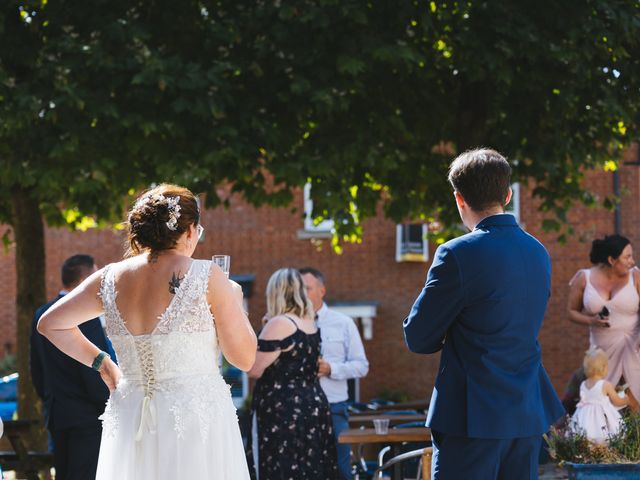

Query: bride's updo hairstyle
[
  {"left": 589, "top": 234, "right": 630, "bottom": 266},
  {"left": 266, "top": 268, "right": 314, "bottom": 320},
  {"left": 126, "top": 184, "right": 200, "bottom": 261}
]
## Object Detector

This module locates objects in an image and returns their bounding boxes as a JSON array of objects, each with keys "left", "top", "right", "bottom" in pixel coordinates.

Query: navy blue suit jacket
[
  {"left": 403, "top": 214, "right": 564, "bottom": 438},
  {"left": 30, "top": 294, "right": 116, "bottom": 431}
]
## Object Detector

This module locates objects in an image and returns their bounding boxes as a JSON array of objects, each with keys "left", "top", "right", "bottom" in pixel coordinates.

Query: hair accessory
[
  {"left": 134, "top": 193, "right": 182, "bottom": 231},
  {"left": 164, "top": 195, "right": 182, "bottom": 231}
]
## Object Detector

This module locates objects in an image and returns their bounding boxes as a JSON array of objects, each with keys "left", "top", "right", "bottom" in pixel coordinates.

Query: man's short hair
[
  {"left": 448, "top": 148, "right": 512, "bottom": 212},
  {"left": 61, "top": 254, "right": 95, "bottom": 288},
  {"left": 299, "top": 267, "right": 325, "bottom": 285}
]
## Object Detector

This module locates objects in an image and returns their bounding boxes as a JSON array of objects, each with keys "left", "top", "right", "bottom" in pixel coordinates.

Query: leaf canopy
[{"left": 1, "top": 1, "right": 639, "bottom": 239}]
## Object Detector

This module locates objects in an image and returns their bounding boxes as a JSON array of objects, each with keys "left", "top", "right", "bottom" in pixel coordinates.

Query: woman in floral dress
[{"left": 248, "top": 268, "right": 338, "bottom": 479}]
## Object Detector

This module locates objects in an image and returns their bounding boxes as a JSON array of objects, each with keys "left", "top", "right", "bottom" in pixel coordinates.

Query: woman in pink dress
[{"left": 568, "top": 235, "right": 640, "bottom": 410}]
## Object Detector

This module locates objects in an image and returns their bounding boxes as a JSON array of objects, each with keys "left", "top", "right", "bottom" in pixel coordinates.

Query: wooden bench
[{"left": 0, "top": 420, "right": 53, "bottom": 480}]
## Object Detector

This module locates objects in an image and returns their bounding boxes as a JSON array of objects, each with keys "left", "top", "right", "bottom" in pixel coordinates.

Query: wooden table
[
  {"left": 348, "top": 413, "right": 426, "bottom": 428},
  {"left": 0, "top": 420, "right": 53, "bottom": 480},
  {"left": 339, "top": 427, "right": 431, "bottom": 479}
]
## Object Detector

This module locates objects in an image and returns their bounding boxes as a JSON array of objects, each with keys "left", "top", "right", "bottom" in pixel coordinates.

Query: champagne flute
[{"left": 212, "top": 255, "right": 230, "bottom": 277}]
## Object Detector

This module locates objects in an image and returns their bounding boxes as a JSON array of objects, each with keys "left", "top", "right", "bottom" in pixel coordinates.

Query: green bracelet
[{"left": 91, "top": 351, "right": 110, "bottom": 371}]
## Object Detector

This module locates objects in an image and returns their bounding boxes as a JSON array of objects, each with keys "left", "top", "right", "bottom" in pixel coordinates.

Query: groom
[{"left": 403, "top": 149, "right": 564, "bottom": 479}]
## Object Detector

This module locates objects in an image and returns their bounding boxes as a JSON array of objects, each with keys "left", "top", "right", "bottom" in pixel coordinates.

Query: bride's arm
[
  {"left": 208, "top": 263, "right": 257, "bottom": 371},
  {"left": 38, "top": 269, "right": 105, "bottom": 364},
  {"left": 37, "top": 269, "right": 120, "bottom": 391}
]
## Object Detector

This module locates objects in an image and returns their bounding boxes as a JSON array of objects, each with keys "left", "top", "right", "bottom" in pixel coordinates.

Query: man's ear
[
  {"left": 454, "top": 191, "right": 466, "bottom": 209},
  {"left": 504, "top": 187, "right": 513, "bottom": 207}
]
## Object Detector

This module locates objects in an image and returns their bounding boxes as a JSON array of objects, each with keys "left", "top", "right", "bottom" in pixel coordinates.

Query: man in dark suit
[
  {"left": 403, "top": 149, "right": 564, "bottom": 479},
  {"left": 30, "top": 254, "right": 115, "bottom": 480}
]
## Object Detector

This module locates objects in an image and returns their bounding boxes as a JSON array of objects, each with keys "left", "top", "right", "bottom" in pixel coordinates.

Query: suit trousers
[
  {"left": 51, "top": 424, "right": 102, "bottom": 480},
  {"left": 431, "top": 430, "right": 541, "bottom": 480}
]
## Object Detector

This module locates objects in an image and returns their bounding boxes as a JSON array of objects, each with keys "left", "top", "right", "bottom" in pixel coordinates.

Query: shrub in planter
[{"left": 545, "top": 412, "right": 640, "bottom": 478}]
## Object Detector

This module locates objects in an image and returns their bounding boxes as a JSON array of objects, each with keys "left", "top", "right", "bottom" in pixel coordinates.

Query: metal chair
[
  {"left": 373, "top": 447, "right": 433, "bottom": 480},
  {"left": 353, "top": 444, "right": 390, "bottom": 479}
]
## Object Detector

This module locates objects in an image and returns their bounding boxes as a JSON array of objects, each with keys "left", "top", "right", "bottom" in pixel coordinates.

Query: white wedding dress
[{"left": 95, "top": 259, "right": 250, "bottom": 479}]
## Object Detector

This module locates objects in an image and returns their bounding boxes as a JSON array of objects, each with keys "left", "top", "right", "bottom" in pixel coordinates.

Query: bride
[{"left": 38, "top": 184, "right": 256, "bottom": 479}]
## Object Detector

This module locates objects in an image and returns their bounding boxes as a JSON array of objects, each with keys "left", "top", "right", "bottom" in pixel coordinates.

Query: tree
[
  {"left": 1, "top": 0, "right": 639, "bottom": 422},
  {"left": 0, "top": 0, "right": 262, "bottom": 423},
  {"left": 225, "top": 0, "right": 640, "bottom": 241}
]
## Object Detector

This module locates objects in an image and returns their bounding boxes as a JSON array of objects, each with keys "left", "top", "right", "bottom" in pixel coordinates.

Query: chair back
[{"left": 373, "top": 446, "right": 433, "bottom": 479}]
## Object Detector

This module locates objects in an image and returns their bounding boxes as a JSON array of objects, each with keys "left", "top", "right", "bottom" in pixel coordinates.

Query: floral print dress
[{"left": 249, "top": 316, "right": 338, "bottom": 480}]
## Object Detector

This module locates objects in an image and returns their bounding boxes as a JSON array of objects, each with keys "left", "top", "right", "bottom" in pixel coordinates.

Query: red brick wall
[
  {"left": 1, "top": 157, "right": 639, "bottom": 402},
  {"left": 0, "top": 225, "right": 17, "bottom": 356}
]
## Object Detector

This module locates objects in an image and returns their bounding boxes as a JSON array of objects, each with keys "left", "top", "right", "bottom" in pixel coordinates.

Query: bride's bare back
[{"left": 109, "top": 254, "right": 196, "bottom": 336}]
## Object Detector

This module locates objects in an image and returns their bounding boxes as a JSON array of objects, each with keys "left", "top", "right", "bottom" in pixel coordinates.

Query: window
[
  {"left": 328, "top": 302, "right": 378, "bottom": 403},
  {"left": 396, "top": 223, "right": 429, "bottom": 262},
  {"left": 303, "top": 183, "right": 334, "bottom": 233}
]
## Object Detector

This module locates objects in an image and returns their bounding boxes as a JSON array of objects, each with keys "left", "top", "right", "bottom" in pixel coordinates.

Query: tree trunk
[{"left": 10, "top": 186, "right": 46, "bottom": 429}]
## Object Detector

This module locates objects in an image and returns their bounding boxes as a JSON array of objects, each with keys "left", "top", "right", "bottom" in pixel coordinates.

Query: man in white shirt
[{"left": 300, "top": 267, "right": 369, "bottom": 480}]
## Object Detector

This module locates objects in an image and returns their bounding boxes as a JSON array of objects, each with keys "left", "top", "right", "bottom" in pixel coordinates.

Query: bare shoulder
[
  {"left": 73, "top": 266, "right": 110, "bottom": 296},
  {"left": 602, "top": 380, "right": 615, "bottom": 392},
  {"left": 569, "top": 269, "right": 587, "bottom": 289},
  {"left": 632, "top": 267, "right": 640, "bottom": 285},
  {"left": 105, "top": 256, "right": 146, "bottom": 277},
  {"left": 260, "top": 315, "right": 297, "bottom": 340}
]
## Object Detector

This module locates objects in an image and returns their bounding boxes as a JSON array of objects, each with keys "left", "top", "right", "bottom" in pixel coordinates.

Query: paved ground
[
  {"left": 539, "top": 463, "right": 569, "bottom": 479},
  {"left": 0, "top": 464, "right": 570, "bottom": 479}
]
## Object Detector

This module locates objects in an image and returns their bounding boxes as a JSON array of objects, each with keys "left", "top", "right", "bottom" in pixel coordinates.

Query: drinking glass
[
  {"left": 212, "top": 255, "right": 230, "bottom": 277},
  {"left": 373, "top": 418, "right": 389, "bottom": 435}
]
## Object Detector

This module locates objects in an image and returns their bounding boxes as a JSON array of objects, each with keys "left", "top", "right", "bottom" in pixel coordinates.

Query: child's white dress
[{"left": 571, "top": 379, "right": 622, "bottom": 443}]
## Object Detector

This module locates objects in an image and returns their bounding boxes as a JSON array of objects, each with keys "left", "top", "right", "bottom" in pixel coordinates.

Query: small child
[{"left": 571, "top": 348, "right": 628, "bottom": 443}]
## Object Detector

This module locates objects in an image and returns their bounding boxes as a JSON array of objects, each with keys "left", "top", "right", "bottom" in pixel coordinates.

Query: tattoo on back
[{"left": 169, "top": 271, "right": 184, "bottom": 294}]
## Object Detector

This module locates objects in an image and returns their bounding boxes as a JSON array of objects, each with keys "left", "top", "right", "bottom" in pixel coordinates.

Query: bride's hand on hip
[{"left": 99, "top": 358, "right": 122, "bottom": 393}]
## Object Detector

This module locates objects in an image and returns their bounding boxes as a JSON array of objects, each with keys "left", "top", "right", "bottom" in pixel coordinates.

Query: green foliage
[
  {"left": 0, "top": 353, "right": 16, "bottom": 376},
  {"left": 219, "top": 0, "right": 640, "bottom": 241},
  {"left": 374, "top": 389, "right": 411, "bottom": 404},
  {"left": 608, "top": 411, "right": 640, "bottom": 461},
  {"left": 545, "top": 424, "right": 594, "bottom": 464},
  {"left": 1, "top": 1, "right": 639, "bottom": 239},
  {"left": 546, "top": 412, "right": 640, "bottom": 464}
]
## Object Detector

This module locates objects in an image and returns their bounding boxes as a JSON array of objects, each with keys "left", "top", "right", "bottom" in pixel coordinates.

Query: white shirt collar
[{"left": 316, "top": 302, "right": 329, "bottom": 319}]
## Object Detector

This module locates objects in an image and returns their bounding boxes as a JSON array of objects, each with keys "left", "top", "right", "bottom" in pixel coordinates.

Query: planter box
[{"left": 565, "top": 462, "right": 640, "bottom": 479}]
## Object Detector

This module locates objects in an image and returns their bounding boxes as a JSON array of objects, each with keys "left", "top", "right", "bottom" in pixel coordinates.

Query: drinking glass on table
[
  {"left": 373, "top": 418, "right": 389, "bottom": 435},
  {"left": 212, "top": 255, "right": 230, "bottom": 277}
]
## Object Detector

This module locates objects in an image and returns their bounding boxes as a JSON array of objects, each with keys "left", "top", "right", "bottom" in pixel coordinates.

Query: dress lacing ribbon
[{"left": 135, "top": 337, "right": 157, "bottom": 441}]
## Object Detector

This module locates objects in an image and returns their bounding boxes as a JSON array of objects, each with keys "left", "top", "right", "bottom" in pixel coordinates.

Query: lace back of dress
[
  {"left": 99, "top": 260, "right": 214, "bottom": 337},
  {"left": 98, "top": 260, "right": 225, "bottom": 443},
  {"left": 155, "top": 260, "right": 214, "bottom": 335}
]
